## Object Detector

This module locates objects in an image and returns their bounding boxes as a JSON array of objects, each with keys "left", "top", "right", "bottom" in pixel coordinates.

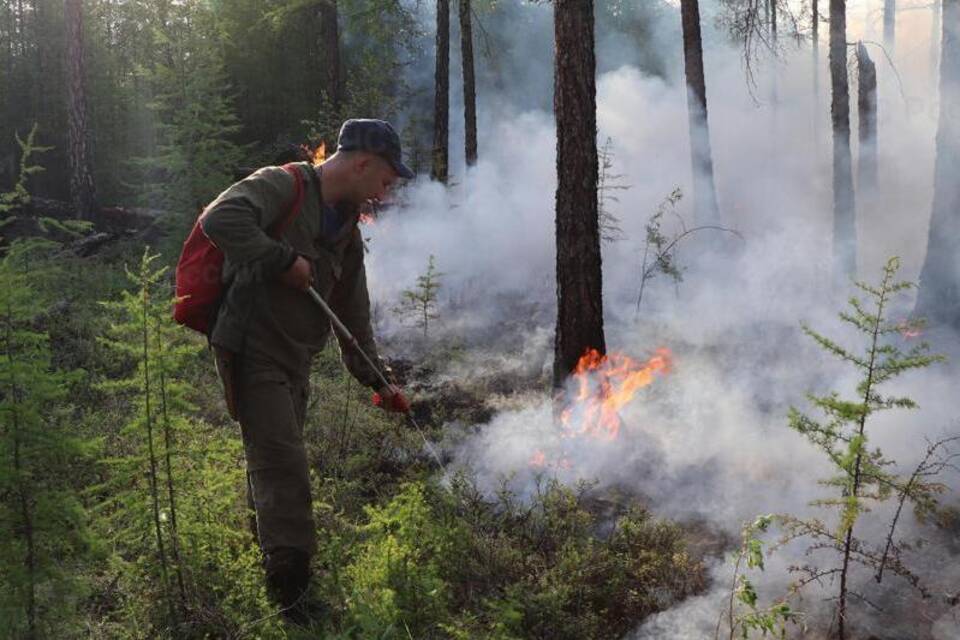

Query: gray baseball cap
[{"left": 336, "top": 119, "right": 415, "bottom": 179}]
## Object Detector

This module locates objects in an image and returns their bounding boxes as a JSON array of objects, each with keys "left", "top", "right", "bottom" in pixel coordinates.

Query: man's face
[{"left": 351, "top": 154, "right": 399, "bottom": 206}]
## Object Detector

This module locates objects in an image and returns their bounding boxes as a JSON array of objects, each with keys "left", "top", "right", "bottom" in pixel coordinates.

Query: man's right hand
[
  {"left": 373, "top": 385, "right": 411, "bottom": 414},
  {"left": 280, "top": 255, "right": 313, "bottom": 291}
]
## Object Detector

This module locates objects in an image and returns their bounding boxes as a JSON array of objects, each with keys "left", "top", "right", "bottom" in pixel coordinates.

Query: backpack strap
[{"left": 268, "top": 163, "right": 307, "bottom": 239}]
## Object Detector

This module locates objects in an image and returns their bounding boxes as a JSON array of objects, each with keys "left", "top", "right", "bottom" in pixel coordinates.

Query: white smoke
[{"left": 362, "top": 0, "right": 959, "bottom": 636}]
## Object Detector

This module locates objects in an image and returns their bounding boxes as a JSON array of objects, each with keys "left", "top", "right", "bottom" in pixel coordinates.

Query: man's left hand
[{"left": 373, "top": 385, "right": 410, "bottom": 413}]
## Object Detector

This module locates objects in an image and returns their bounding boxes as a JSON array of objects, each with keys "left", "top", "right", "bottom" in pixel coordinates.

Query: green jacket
[{"left": 200, "top": 161, "right": 385, "bottom": 388}]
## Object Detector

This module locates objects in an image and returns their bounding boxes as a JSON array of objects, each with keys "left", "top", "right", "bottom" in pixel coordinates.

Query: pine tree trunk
[
  {"left": 883, "top": 0, "right": 896, "bottom": 55},
  {"left": 552, "top": 0, "right": 605, "bottom": 390},
  {"left": 432, "top": 0, "right": 450, "bottom": 183},
  {"left": 459, "top": 0, "right": 477, "bottom": 167},
  {"left": 680, "top": 0, "right": 720, "bottom": 225},
  {"left": 830, "top": 0, "right": 856, "bottom": 285},
  {"left": 64, "top": 0, "right": 98, "bottom": 222},
  {"left": 770, "top": 0, "right": 778, "bottom": 40},
  {"left": 318, "top": 0, "right": 342, "bottom": 112},
  {"left": 768, "top": 0, "right": 780, "bottom": 136},
  {"left": 915, "top": 0, "right": 960, "bottom": 330},
  {"left": 857, "top": 42, "right": 878, "bottom": 195},
  {"left": 813, "top": 0, "right": 821, "bottom": 139},
  {"left": 813, "top": 0, "right": 820, "bottom": 76}
]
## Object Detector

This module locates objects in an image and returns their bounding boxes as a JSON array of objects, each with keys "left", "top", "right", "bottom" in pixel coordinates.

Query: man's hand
[
  {"left": 373, "top": 384, "right": 410, "bottom": 413},
  {"left": 280, "top": 255, "right": 313, "bottom": 291}
]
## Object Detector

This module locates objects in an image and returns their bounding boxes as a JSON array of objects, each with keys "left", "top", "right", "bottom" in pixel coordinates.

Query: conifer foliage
[
  {"left": 0, "top": 125, "right": 51, "bottom": 220},
  {"left": 395, "top": 254, "right": 444, "bottom": 339},
  {"left": 132, "top": 7, "right": 244, "bottom": 215},
  {"left": 0, "top": 240, "right": 92, "bottom": 639},
  {"left": 96, "top": 249, "right": 193, "bottom": 627},
  {"left": 92, "top": 248, "right": 278, "bottom": 636},
  {"left": 781, "top": 257, "right": 951, "bottom": 639}
]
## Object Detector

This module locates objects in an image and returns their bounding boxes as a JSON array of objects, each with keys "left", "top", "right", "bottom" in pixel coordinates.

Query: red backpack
[{"left": 173, "top": 163, "right": 306, "bottom": 335}]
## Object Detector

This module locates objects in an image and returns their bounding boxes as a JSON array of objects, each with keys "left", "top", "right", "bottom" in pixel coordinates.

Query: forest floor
[{"left": 7, "top": 207, "right": 960, "bottom": 639}]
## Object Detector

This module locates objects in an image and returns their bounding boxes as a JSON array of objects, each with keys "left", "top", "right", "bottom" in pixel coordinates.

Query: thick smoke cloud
[{"left": 363, "top": 0, "right": 960, "bottom": 636}]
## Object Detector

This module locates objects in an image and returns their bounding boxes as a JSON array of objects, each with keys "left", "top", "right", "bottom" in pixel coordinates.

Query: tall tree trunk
[
  {"left": 915, "top": 0, "right": 960, "bottom": 330},
  {"left": 552, "top": 0, "right": 605, "bottom": 390},
  {"left": 432, "top": 0, "right": 450, "bottom": 183},
  {"left": 812, "top": 0, "right": 820, "bottom": 80},
  {"left": 813, "top": 0, "right": 821, "bottom": 140},
  {"left": 768, "top": 0, "right": 780, "bottom": 138},
  {"left": 318, "top": 0, "right": 342, "bottom": 113},
  {"left": 883, "top": 0, "right": 896, "bottom": 55},
  {"left": 33, "top": 0, "right": 46, "bottom": 144},
  {"left": 770, "top": 0, "right": 778, "bottom": 41},
  {"left": 459, "top": 0, "right": 477, "bottom": 167},
  {"left": 857, "top": 42, "right": 878, "bottom": 195},
  {"left": 830, "top": 0, "right": 856, "bottom": 286},
  {"left": 65, "top": 0, "right": 97, "bottom": 222},
  {"left": 681, "top": 0, "right": 720, "bottom": 225}
]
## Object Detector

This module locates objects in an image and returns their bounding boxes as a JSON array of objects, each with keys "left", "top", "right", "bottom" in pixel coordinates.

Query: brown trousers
[{"left": 234, "top": 352, "right": 316, "bottom": 557}]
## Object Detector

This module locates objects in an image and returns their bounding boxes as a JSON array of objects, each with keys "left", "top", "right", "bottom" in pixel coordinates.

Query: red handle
[{"left": 372, "top": 391, "right": 410, "bottom": 413}]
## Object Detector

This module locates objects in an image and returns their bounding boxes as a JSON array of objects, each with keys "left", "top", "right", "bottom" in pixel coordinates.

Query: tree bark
[
  {"left": 680, "top": 0, "right": 720, "bottom": 225},
  {"left": 813, "top": 0, "right": 820, "bottom": 76},
  {"left": 459, "top": 0, "right": 477, "bottom": 167},
  {"left": 318, "top": 0, "right": 342, "bottom": 112},
  {"left": 883, "top": 0, "right": 896, "bottom": 55},
  {"left": 552, "top": 0, "right": 605, "bottom": 390},
  {"left": 857, "top": 42, "right": 877, "bottom": 195},
  {"left": 65, "top": 0, "right": 98, "bottom": 222},
  {"left": 770, "top": 0, "right": 778, "bottom": 41},
  {"left": 830, "top": 0, "right": 856, "bottom": 286},
  {"left": 769, "top": 0, "right": 780, "bottom": 114},
  {"left": 432, "top": 0, "right": 450, "bottom": 183},
  {"left": 813, "top": 0, "right": 821, "bottom": 139},
  {"left": 915, "top": 0, "right": 960, "bottom": 330}
]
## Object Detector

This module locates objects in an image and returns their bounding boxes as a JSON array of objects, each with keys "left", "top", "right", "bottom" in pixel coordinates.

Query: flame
[
  {"left": 312, "top": 141, "right": 327, "bottom": 165},
  {"left": 359, "top": 211, "right": 376, "bottom": 225},
  {"left": 528, "top": 449, "right": 573, "bottom": 471},
  {"left": 895, "top": 319, "right": 923, "bottom": 339},
  {"left": 530, "top": 450, "right": 547, "bottom": 467},
  {"left": 560, "top": 348, "right": 671, "bottom": 441}
]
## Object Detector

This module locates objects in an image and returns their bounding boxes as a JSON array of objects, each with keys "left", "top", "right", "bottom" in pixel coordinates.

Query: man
[{"left": 200, "top": 119, "right": 414, "bottom": 620}]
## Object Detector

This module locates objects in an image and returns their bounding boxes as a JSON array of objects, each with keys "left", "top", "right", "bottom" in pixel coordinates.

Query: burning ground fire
[{"left": 530, "top": 347, "right": 672, "bottom": 468}]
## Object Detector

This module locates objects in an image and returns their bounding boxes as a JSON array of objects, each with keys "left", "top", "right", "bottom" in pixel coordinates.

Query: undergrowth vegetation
[{"left": 0, "top": 234, "right": 705, "bottom": 638}]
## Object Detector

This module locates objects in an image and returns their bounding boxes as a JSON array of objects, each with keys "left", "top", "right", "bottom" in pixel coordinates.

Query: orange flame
[
  {"left": 312, "top": 141, "right": 327, "bottom": 165},
  {"left": 528, "top": 449, "right": 573, "bottom": 471},
  {"left": 560, "top": 348, "right": 671, "bottom": 441},
  {"left": 895, "top": 319, "right": 923, "bottom": 339},
  {"left": 529, "top": 450, "right": 547, "bottom": 467}
]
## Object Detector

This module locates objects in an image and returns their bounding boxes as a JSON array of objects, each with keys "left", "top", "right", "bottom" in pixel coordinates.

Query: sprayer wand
[{"left": 305, "top": 286, "right": 447, "bottom": 472}]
